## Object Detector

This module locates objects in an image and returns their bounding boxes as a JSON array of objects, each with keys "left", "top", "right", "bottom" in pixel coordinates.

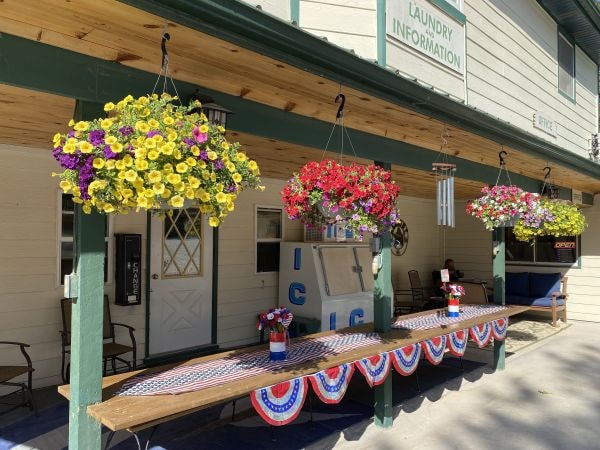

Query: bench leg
[
  {"left": 563, "top": 307, "right": 568, "bottom": 324},
  {"left": 552, "top": 307, "right": 557, "bottom": 327}
]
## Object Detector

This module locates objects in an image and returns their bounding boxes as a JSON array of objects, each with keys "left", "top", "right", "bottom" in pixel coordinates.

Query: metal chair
[
  {"left": 408, "top": 270, "right": 444, "bottom": 310},
  {"left": 0, "top": 341, "right": 36, "bottom": 415},
  {"left": 60, "top": 295, "right": 137, "bottom": 383}
]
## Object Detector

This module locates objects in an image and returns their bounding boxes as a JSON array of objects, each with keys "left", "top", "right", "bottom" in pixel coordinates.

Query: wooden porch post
[
  {"left": 373, "top": 161, "right": 393, "bottom": 428},
  {"left": 68, "top": 100, "right": 105, "bottom": 450},
  {"left": 492, "top": 228, "right": 506, "bottom": 370}
]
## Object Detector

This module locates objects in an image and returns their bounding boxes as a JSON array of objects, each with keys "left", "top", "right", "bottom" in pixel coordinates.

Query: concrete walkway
[{"left": 332, "top": 321, "right": 600, "bottom": 450}]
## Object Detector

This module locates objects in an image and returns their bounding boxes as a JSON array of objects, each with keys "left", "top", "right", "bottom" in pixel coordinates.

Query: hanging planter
[
  {"left": 52, "top": 94, "right": 263, "bottom": 226},
  {"left": 466, "top": 185, "right": 541, "bottom": 230},
  {"left": 513, "top": 198, "right": 586, "bottom": 241},
  {"left": 281, "top": 159, "right": 401, "bottom": 238}
]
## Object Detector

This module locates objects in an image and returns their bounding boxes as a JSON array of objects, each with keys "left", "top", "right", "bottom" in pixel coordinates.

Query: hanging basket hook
[
  {"left": 498, "top": 150, "right": 507, "bottom": 167},
  {"left": 543, "top": 166, "right": 552, "bottom": 180},
  {"left": 161, "top": 32, "right": 171, "bottom": 69},
  {"left": 335, "top": 93, "right": 346, "bottom": 119}
]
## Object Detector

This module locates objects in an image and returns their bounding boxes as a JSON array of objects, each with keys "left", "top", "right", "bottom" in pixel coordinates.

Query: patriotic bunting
[
  {"left": 355, "top": 353, "right": 391, "bottom": 386},
  {"left": 447, "top": 329, "right": 469, "bottom": 357},
  {"left": 492, "top": 318, "right": 508, "bottom": 341},
  {"left": 389, "top": 343, "right": 421, "bottom": 376},
  {"left": 250, "top": 377, "right": 308, "bottom": 426},
  {"left": 421, "top": 335, "right": 447, "bottom": 365},
  {"left": 469, "top": 322, "right": 493, "bottom": 348},
  {"left": 308, "top": 363, "right": 355, "bottom": 404}
]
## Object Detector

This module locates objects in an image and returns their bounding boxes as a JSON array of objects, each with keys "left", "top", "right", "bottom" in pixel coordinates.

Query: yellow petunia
[
  {"left": 207, "top": 151, "right": 217, "bottom": 161},
  {"left": 163, "top": 116, "right": 175, "bottom": 126},
  {"left": 63, "top": 143, "right": 76, "bottom": 154},
  {"left": 133, "top": 178, "right": 145, "bottom": 190},
  {"left": 105, "top": 160, "right": 115, "bottom": 170},
  {"left": 185, "top": 188, "right": 195, "bottom": 199},
  {"left": 186, "top": 157, "right": 197, "bottom": 167},
  {"left": 232, "top": 173, "right": 242, "bottom": 183},
  {"left": 191, "top": 145, "right": 200, "bottom": 157},
  {"left": 59, "top": 180, "right": 72, "bottom": 192},
  {"left": 175, "top": 162, "right": 188, "bottom": 173},
  {"left": 124, "top": 94, "right": 134, "bottom": 103},
  {"left": 134, "top": 148, "right": 147, "bottom": 159},
  {"left": 199, "top": 124, "right": 209, "bottom": 134},
  {"left": 167, "top": 132, "right": 178, "bottom": 142},
  {"left": 105, "top": 135, "right": 117, "bottom": 145},
  {"left": 147, "top": 150, "right": 160, "bottom": 161},
  {"left": 53, "top": 133, "right": 61, "bottom": 143},
  {"left": 147, "top": 170, "right": 162, "bottom": 184},
  {"left": 208, "top": 216, "right": 220, "bottom": 227},
  {"left": 153, "top": 183, "right": 165, "bottom": 195},
  {"left": 115, "top": 160, "right": 126, "bottom": 170},
  {"left": 92, "top": 158, "right": 105, "bottom": 169},
  {"left": 135, "top": 121, "right": 150, "bottom": 133},
  {"left": 124, "top": 170, "right": 137, "bottom": 182},
  {"left": 103, "top": 204, "right": 115, "bottom": 213},
  {"left": 82, "top": 204, "right": 92, "bottom": 214},
  {"left": 135, "top": 159, "right": 149, "bottom": 171},
  {"left": 248, "top": 160, "right": 258, "bottom": 171},
  {"left": 236, "top": 152, "right": 247, "bottom": 161},
  {"left": 170, "top": 195, "right": 185, "bottom": 208},
  {"left": 104, "top": 102, "right": 115, "bottom": 112},
  {"left": 144, "top": 139, "right": 156, "bottom": 149},
  {"left": 100, "top": 118, "right": 113, "bottom": 130},
  {"left": 166, "top": 173, "right": 181, "bottom": 185},
  {"left": 122, "top": 154, "right": 133, "bottom": 166},
  {"left": 121, "top": 188, "right": 134, "bottom": 198},
  {"left": 221, "top": 142, "right": 230, "bottom": 150},
  {"left": 215, "top": 192, "right": 227, "bottom": 203},
  {"left": 226, "top": 202, "right": 235, "bottom": 212},
  {"left": 226, "top": 162, "right": 236, "bottom": 172},
  {"left": 68, "top": 119, "right": 75, "bottom": 126},
  {"left": 173, "top": 149, "right": 182, "bottom": 160},
  {"left": 148, "top": 119, "right": 160, "bottom": 128},
  {"left": 78, "top": 142, "right": 94, "bottom": 154},
  {"left": 188, "top": 176, "right": 200, "bottom": 188}
]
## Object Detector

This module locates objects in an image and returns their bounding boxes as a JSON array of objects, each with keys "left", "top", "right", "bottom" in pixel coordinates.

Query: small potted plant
[
  {"left": 441, "top": 283, "right": 465, "bottom": 318},
  {"left": 257, "top": 307, "right": 294, "bottom": 361},
  {"left": 52, "top": 93, "right": 263, "bottom": 226},
  {"left": 466, "top": 185, "right": 541, "bottom": 230},
  {"left": 281, "top": 159, "right": 401, "bottom": 238}
]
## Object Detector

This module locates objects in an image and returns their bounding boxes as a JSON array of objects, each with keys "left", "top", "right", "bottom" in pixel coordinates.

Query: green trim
[
  {"left": 557, "top": 30, "right": 576, "bottom": 103},
  {"left": 492, "top": 228, "right": 505, "bottom": 371},
  {"left": 429, "top": 0, "right": 467, "bottom": 25},
  {"left": 376, "top": 0, "right": 386, "bottom": 67},
  {"left": 290, "top": 0, "right": 299, "bottom": 25},
  {"left": 145, "top": 212, "right": 151, "bottom": 358},
  {"left": 0, "top": 32, "right": 596, "bottom": 198},
  {"left": 211, "top": 227, "right": 219, "bottom": 344}
]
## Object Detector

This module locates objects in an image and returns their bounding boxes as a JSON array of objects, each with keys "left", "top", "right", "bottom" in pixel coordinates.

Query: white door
[{"left": 149, "top": 208, "right": 213, "bottom": 356}]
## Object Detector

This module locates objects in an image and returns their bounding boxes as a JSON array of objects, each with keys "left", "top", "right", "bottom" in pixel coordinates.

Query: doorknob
[{"left": 152, "top": 274, "right": 159, "bottom": 280}]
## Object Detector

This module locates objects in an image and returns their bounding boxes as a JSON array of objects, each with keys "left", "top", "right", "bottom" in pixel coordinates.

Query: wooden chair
[
  {"left": 60, "top": 296, "right": 137, "bottom": 383},
  {"left": 0, "top": 341, "right": 36, "bottom": 415},
  {"left": 460, "top": 282, "right": 490, "bottom": 305}
]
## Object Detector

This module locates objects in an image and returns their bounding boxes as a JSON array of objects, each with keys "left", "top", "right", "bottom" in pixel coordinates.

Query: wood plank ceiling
[{"left": 0, "top": 0, "right": 599, "bottom": 193}]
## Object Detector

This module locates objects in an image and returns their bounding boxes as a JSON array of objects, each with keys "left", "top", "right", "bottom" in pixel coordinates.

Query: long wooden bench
[{"left": 58, "top": 306, "right": 528, "bottom": 444}]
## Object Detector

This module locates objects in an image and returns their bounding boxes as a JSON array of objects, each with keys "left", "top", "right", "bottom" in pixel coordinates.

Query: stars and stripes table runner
[
  {"left": 118, "top": 332, "right": 382, "bottom": 396},
  {"left": 391, "top": 304, "right": 508, "bottom": 330}
]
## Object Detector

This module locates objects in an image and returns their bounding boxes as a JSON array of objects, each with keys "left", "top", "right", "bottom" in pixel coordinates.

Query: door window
[{"left": 162, "top": 208, "right": 203, "bottom": 277}]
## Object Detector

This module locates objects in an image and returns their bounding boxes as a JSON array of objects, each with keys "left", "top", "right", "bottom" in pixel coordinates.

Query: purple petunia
[
  {"left": 212, "top": 159, "right": 224, "bottom": 170},
  {"left": 183, "top": 138, "right": 195, "bottom": 147},
  {"left": 88, "top": 129, "right": 105, "bottom": 146},
  {"left": 146, "top": 130, "right": 162, "bottom": 138},
  {"left": 103, "top": 145, "right": 119, "bottom": 160},
  {"left": 78, "top": 158, "right": 94, "bottom": 200},
  {"left": 119, "top": 126, "right": 134, "bottom": 137},
  {"left": 199, "top": 150, "right": 208, "bottom": 161}
]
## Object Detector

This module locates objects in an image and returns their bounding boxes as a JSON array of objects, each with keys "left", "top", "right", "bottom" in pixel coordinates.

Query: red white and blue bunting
[
  {"left": 447, "top": 329, "right": 469, "bottom": 357},
  {"left": 469, "top": 322, "right": 493, "bottom": 348},
  {"left": 421, "top": 335, "right": 447, "bottom": 365},
  {"left": 308, "top": 363, "right": 355, "bottom": 404},
  {"left": 389, "top": 343, "right": 421, "bottom": 376},
  {"left": 250, "top": 378, "right": 308, "bottom": 426},
  {"left": 355, "top": 353, "right": 391, "bottom": 387},
  {"left": 491, "top": 318, "right": 508, "bottom": 341}
]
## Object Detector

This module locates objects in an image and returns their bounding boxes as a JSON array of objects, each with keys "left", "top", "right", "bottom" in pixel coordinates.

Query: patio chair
[
  {"left": 60, "top": 296, "right": 137, "bottom": 383},
  {"left": 392, "top": 278, "right": 420, "bottom": 315},
  {"left": 460, "top": 281, "right": 490, "bottom": 304},
  {"left": 408, "top": 270, "right": 444, "bottom": 310},
  {"left": 0, "top": 341, "right": 36, "bottom": 415}
]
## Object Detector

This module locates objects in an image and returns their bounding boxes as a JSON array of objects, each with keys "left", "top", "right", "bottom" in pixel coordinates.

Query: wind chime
[{"left": 432, "top": 128, "right": 456, "bottom": 227}]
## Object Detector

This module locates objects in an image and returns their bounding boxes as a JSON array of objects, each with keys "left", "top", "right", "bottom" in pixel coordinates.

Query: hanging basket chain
[
  {"left": 151, "top": 31, "right": 182, "bottom": 104},
  {"left": 318, "top": 92, "right": 358, "bottom": 164},
  {"left": 495, "top": 149, "right": 512, "bottom": 186}
]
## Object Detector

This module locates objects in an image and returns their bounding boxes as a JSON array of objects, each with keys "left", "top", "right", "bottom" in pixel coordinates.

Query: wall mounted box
[{"left": 114, "top": 234, "right": 142, "bottom": 306}]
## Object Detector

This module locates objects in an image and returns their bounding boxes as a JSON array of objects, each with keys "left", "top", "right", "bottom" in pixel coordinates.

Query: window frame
[
  {"left": 505, "top": 228, "right": 581, "bottom": 269},
  {"left": 557, "top": 31, "right": 576, "bottom": 102},
  {"left": 255, "top": 205, "right": 284, "bottom": 274},
  {"left": 57, "top": 191, "right": 113, "bottom": 286}
]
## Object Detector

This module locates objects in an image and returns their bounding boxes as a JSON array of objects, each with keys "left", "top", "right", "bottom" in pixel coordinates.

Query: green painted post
[
  {"left": 373, "top": 161, "right": 392, "bottom": 428},
  {"left": 68, "top": 100, "right": 106, "bottom": 450},
  {"left": 492, "top": 228, "right": 506, "bottom": 371},
  {"left": 290, "top": 0, "right": 300, "bottom": 25},
  {"left": 376, "top": 0, "right": 387, "bottom": 68}
]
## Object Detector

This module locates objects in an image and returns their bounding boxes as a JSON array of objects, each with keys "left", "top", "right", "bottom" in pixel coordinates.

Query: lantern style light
[{"left": 190, "top": 90, "right": 232, "bottom": 127}]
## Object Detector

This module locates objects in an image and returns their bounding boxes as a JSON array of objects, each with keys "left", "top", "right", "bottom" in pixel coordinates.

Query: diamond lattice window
[{"left": 162, "top": 208, "right": 203, "bottom": 277}]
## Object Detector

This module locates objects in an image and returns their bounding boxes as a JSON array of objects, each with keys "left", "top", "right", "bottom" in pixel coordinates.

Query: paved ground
[{"left": 1, "top": 320, "right": 597, "bottom": 450}]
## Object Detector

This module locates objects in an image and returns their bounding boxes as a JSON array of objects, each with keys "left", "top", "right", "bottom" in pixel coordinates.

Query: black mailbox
[{"left": 115, "top": 234, "right": 142, "bottom": 306}]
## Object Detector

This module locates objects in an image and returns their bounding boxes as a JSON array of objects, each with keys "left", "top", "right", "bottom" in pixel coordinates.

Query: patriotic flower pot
[
  {"left": 269, "top": 331, "right": 287, "bottom": 361},
  {"left": 447, "top": 298, "right": 460, "bottom": 318}
]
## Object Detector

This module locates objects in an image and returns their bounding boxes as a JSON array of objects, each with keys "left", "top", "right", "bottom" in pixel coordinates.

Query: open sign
[{"left": 554, "top": 242, "right": 576, "bottom": 249}]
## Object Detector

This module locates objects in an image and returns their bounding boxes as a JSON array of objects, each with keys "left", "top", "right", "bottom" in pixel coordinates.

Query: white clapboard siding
[
  {"left": 299, "top": 0, "right": 377, "bottom": 60},
  {"left": 465, "top": 0, "right": 598, "bottom": 157},
  {"left": 237, "top": 0, "right": 291, "bottom": 21}
]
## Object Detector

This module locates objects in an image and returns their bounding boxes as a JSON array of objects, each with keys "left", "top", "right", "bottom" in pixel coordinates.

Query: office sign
[
  {"left": 386, "top": 0, "right": 465, "bottom": 73},
  {"left": 533, "top": 111, "right": 557, "bottom": 137}
]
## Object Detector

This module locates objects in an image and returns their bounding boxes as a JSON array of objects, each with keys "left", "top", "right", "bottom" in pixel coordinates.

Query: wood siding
[{"left": 465, "top": 0, "right": 598, "bottom": 158}]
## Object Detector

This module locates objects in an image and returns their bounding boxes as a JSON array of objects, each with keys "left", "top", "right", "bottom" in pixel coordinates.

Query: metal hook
[
  {"left": 498, "top": 150, "right": 507, "bottom": 167},
  {"left": 335, "top": 94, "right": 346, "bottom": 119},
  {"left": 161, "top": 32, "right": 170, "bottom": 69},
  {"left": 543, "top": 166, "right": 552, "bottom": 179}
]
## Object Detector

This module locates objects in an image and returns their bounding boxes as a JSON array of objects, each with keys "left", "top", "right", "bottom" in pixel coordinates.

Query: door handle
[{"left": 152, "top": 274, "right": 159, "bottom": 280}]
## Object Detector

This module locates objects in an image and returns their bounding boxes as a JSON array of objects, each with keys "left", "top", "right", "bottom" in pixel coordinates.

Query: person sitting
[{"left": 432, "top": 259, "right": 464, "bottom": 296}]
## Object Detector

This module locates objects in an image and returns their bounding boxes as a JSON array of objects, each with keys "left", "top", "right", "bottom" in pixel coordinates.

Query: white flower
[{"left": 266, "top": 313, "right": 274, "bottom": 320}]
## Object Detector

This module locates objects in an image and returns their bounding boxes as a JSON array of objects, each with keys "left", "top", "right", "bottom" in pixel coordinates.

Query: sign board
[
  {"left": 533, "top": 111, "right": 557, "bottom": 137},
  {"left": 440, "top": 269, "right": 450, "bottom": 283},
  {"left": 554, "top": 241, "right": 576, "bottom": 249},
  {"left": 386, "top": 0, "right": 465, "bottom": 74},
  {"left": 571, "top": 189, "right": 583, "bottom": 205}
]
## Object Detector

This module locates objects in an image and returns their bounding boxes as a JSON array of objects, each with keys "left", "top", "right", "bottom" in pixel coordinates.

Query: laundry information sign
[{"left": 386, "top": 0, "right": 465, "bottom": 74}]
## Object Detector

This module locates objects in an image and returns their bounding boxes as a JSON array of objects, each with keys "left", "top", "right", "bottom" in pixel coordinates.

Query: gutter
[{"left": 122, "top": 0, "right": 599, "bottom": 183}]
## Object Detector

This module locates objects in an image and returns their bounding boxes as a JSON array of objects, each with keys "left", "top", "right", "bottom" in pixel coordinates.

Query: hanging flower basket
[
  {"left": 513, "top": 198, "right": 586, "bottom": 241},
  {"left": 281, "top": 159, "right": 401, "bottom": 238},
  {"left": 466, "top": 185, "right": 541, "bottom": 230},
  {"left": 52, "top": 94, "right": 263, "bottom": 226}
]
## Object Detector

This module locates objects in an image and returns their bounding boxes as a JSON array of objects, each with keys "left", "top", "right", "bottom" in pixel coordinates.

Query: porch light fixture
[
  {"left": 541, "top": 166, "right": 560, "bottom": 199},
  {"left": 189, "top": 89, "right": 232, "bottom": 128},
  {"left": 433, "top": 127, "right": 456, "bottom": 228}
]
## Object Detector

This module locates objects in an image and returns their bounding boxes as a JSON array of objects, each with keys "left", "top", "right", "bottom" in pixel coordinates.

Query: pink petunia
[{"left": 192, "top": 125, "right": 208, "bottom": 143}]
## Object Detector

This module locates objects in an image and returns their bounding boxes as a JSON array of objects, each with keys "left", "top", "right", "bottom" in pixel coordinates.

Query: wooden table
[{"left": 58, "top": 306, "right": 527, "bottom": 434}]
